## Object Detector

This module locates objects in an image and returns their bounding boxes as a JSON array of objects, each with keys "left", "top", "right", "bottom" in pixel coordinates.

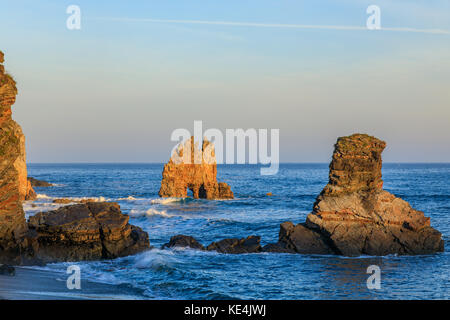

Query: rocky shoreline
[
  {"left": 1, "top": 50, "right": 149, "bottom": 266},
  {"left": 0, "top": 48, "right": 445, "bottom": 270}
]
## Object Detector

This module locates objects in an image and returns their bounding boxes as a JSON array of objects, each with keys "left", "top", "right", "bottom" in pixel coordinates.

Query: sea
[{"left": 20, "top": 163, "right": 450, "bottom": 300}]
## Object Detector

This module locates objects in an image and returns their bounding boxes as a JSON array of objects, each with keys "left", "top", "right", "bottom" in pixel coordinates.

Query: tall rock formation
[
  {"left": 266, "top": 134, "right": 444, "bottom": 256},
  {"left": 1, "top": 51, "right": 149, "bottom": 265},
  {"left": 159, "top": 137, "right": 234, "bottom": 199},
  {"left": 0, "top": 50, "right": 32, "bottom": 264}
]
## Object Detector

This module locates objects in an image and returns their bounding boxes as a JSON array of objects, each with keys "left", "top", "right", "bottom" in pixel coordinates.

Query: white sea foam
[
  {"left": 36, "top": 194, "right": 53, "bottom": 199},
  {"left": 150, "top": 197, "right": 187, "bottom": 205},
  {"left": 117, "top": 196, "right": 138, "bottom": 201},
  {"left": 133, "top": 249, "right": 179, "bottom": 270},
  {"left": 129, "top": 208, "right": 172, "bottom": 218}
]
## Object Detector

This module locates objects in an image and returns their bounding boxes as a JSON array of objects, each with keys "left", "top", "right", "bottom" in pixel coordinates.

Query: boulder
[
  {"left": 276, "top": 134, "right": 444, "bottom": 256},
  {"left": 162, "top": 235, "right": 205, "bottom": 250},
  {"left": 206, "top": 236, "right": 262, "bottom": 254},
  {"left": 159, "top": 137, "right": 234, "bottom": 200},
  {"left": 28, "top": 202, "right": 150, "bottom": 263}
]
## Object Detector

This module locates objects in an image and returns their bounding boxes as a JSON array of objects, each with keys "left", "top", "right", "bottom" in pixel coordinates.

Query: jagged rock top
[
  {"left": 159, "top": 136, "right": 233, "bottom": 199},
  {"left": 322, "top": 133, "right": 386, "bottom": 196},
  {"left": 0, "top": 50, "right": 17, "bottom": 110}
]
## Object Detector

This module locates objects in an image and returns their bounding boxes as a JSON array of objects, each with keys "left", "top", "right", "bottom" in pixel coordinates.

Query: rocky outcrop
[
  {"left": 0, "top": 50, "right": 35, "bottom": 263},
  {"left": 28, "top": 202, "right": 150, "bottom": 263},
  {"left": 28, "top": 177, "right": 53, "bottom": 187},
  {"left": 159, "top": 137, "right": 234, "bottom": 199},
  {"left": 206, "top": 236, "right": 262, "bottom": 254},
  {"left": 162, "top": 235, "right": 262, "bottom": 254},
  {"left": 162, "top": 235, "right": 205, "bottom": 250},
  {"left": 0, "top": 51, "right": 149, "bottom": 265},
  {"left": 262, "top": 222, "right": 334, "bottom": 254},
  {"left": 268, "top": 134, "right": 444, "bottom": 256}
]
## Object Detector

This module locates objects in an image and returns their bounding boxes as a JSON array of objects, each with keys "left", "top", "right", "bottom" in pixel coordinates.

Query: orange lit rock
[
  {"left": 269, "top": 134, "right": 444, "bottom": 256},
  {"left": 0, "top": 50, "right": 31, "bottom": 263},
  {"left": 159, "top": 137, "right": 234, "bottom": 200}
]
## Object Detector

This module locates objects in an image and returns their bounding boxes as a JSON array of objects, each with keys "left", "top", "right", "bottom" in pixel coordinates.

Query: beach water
[{"left": 17, "top": 163, "right": 450, "bottom": 299}]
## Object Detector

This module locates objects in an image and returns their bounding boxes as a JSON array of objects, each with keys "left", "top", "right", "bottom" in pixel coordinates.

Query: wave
[
  {"left": 117, "top": 196, "right": 139, "bottom": 201},
  {"left": 133, "top": 249, "right": 179, "bottom": 271},
  {"left": 36, "top": 193, "right": 53, "bottom": 199},
  {"left": 69, "top": 196, "right": 110, "bottom": 202},
  {"left": 129, "top": 208, "right": 172, "bottom": 218},
  {"left": 150, "top": 197, "right": 190, "bottom": 205}
]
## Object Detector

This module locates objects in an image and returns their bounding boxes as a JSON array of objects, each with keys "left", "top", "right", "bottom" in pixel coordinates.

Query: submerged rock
[
  {"left": 159, "top": 136, "right": 234, "bottom": 200},
  {"left": 53, "top": 198, "right": 102, "bottom": 204},
  {"left": 162, "top": 235, "right": 205, "bottom": 250},
  {"left": 206, "top": 236, "right": 262, "bottom": 254},
  {"left": 272, "top": 134, "right": 444, "bottom": 256},
  {"left": 28, "top": 177, "right": 53, "bottom": 187},
  {"left": 28, "top": 202, "right": 150, "bottom": 263},
  {"left": 161, "top": 235, "right": 262, "bottom": 254},
  {"left": 0, "top": 264, "right": 15, "bottom": 276}
]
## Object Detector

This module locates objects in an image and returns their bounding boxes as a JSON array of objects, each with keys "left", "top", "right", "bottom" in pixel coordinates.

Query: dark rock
[
  {"left": 162, "top": 235, "right": 204, "bottom": 250},
  {"left": 28, "top": 177, "right": 53, "bottom": 187},
  {"left": 0, "top": 264, "right": 15, "bottom": 276},
  {"left": 206, "top": 236, "right": 262, "bottom": 254},
  {"left": 28, "top": 202, "right": 150, "bottom": 263},
  {"left": 261, "top": 243, "right": 294, "bottom": 253},
  {"left": 277, "top": 222, "right": 335, "bottom": 254}
]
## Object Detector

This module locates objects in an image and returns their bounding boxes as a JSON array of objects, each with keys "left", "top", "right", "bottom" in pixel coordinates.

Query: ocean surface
[{"left": 21, "top": 163, "right": 450, "bottom": 300}]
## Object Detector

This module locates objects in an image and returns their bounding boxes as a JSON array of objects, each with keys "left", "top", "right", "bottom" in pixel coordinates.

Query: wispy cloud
[{"left": 89, "top": 17, "right": 450, "bottom": 35}]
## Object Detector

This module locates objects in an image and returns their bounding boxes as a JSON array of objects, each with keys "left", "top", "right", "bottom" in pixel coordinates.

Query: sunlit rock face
[
  {"left": 269, "top": 134, "right": 444, "bottom": 256},
  {"left": 0, "top": 50, "right": 37, "bottom": 264},
  {"left": 0, "top": 50, "right": 27, "bottom": 257},
  {"left": 159, "top": 136, "right": 234, "bottom": 200}
]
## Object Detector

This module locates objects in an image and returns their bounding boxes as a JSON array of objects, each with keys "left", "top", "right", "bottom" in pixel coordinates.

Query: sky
[{"left": 1, "top": 0, "right": 449, "bottom": 163}]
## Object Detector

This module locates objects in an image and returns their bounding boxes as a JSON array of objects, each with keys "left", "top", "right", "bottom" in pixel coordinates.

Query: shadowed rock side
[
  {"left": 266, "top": 134, "right": 444, "bottom": 256},
  {"left": 159, "top": 137, "right": 233, "bottom": 200},
  {"left": 28, "top": 202, "right": 150, "bottom": 263}
]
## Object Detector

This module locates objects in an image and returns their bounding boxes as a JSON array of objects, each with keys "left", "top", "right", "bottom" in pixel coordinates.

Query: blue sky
[{"left": 1, "top": 0, "right": 449, "bottom": 162}]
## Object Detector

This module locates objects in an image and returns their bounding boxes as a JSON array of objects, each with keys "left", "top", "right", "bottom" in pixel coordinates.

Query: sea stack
[
  {"left": 0, "top": 50, "right": 37, "bottom": 264},
  {"left": 0, "top": 50, "right": 150, "bottom": 265},
  {"left": 159, "top": 136, "right": 234, "bottom": 199},
  {"left": 266, "top": 134, "right": 444, "bottom": 256}
]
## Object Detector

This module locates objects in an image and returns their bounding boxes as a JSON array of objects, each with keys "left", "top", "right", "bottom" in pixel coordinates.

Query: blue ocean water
[{"left": 24, "top": 163, "right": 449, "bottom": 300}]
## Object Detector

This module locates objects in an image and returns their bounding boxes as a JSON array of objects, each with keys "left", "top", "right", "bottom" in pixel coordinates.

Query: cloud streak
[{"left": 89, "top": 17, "right": 450, "bottom": 35}]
